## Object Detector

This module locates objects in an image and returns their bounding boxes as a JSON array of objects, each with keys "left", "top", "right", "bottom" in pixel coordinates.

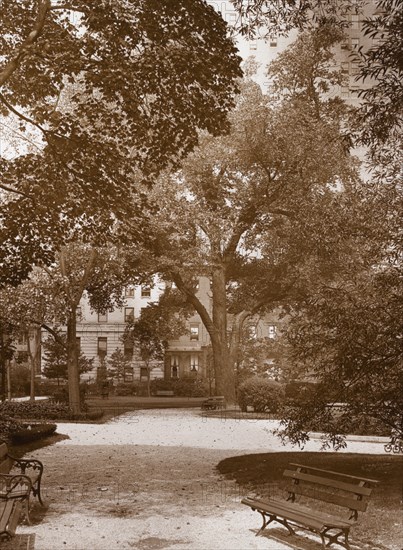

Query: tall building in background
[{"left": 207, "top": 0, "right": 377, "bottom": 103}]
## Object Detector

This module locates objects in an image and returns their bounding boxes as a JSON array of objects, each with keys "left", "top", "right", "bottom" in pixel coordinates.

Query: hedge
[{"left": 238, "top": 377, "right": 285, "bottom": 413}]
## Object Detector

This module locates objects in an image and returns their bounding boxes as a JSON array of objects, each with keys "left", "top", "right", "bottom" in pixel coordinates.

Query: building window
[
  {"left": 248, "top": 324, "right": 257, "bottom": 339},
  {"left": 140, "top": 367, "right": 148, "bottom": 380},
  {"left": 341, "top": 61, "right": 349, "bottom": 74},
  {"left": 97, "top": 337, "right": 107, "bottom": 358},
  {"left": 269, "top": 36, "right": 278, "bottom": 47},
  {"left": 125, "top": 286, "right": 135, "bottom": 297},
  {"left": 124, "top": 367, "right": 134, "bottom": 382},
  {"left": 341, "top": 86, "right": 350, "bottom": 97},
  {"left": 351, "top": 38, "right": 360, "bottom": 49},
  {"left": 225, "top": 12, "right": 237, "bottom": 25},
  {"left": 124, "top": 307, "right": 134, "bottom": 322},
  {"left": 249, "top": 40, "right": 258, "bottom": 50},
  {"left": 190, "top": 354, "right": 199, "bottom": 372},
  {"left": 268, "top": 325, "right": 277, "bottom": 339},
  {"left": 17, "top": 333, "right": 27, "bottom": 345},
  {"left": 98, "top": 312, "right": 107, "bottom": 322},
  {"left": 171, "top": 355, "right": 179, "bottom": 378},
  {"left": 141, "top": 285, "right": 151, "bottom": 298},
  {"left": 76, "top": 306, "right": 82, "bottom": 321},
  {"left": 190, "top": 324, "right": 199, "bottom": 341},
  {"left": 124, "top": 340, "right": 134, "bottom": 359},
  {"left": 350, "top": 14, "right": 359, "bottom": 29},
  {"left": 76, "top": 337, "right": 81, "bottom": 351}
]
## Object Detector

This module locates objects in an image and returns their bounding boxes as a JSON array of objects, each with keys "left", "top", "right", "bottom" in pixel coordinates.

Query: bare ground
[{"left": 3, "top": 409, "right": 399, "bottom": 550}]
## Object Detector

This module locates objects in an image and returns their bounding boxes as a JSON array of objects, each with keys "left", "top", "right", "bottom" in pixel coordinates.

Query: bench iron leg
[
  {"left": 322, "top": 527, "right": 351, "bottom": 550},
  {"left": 256, "top": 512, "right": 295, "bottom": 537}
]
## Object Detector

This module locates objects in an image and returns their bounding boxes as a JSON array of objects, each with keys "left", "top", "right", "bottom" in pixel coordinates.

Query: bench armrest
[
  {"left": 0, "top": 473, "right": 32, "bottom": 499},
  {"left": 8, "top": 455, "right": 44, "bottom": 479}
]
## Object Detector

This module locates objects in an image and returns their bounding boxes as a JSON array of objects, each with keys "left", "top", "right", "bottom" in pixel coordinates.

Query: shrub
[
  {"left": 150, "top": 379, "right": 175, "bottom": 394},
  {"left": 0, "top": 414, "right": 24, "bottom": 441},
  {"left": 173, "top": 376, "right": 209, "bottom": 397},
  {"left": 10, "top": 423, "right": 57, "bottom": 444},
  {"left": 0, "top": 400, "right": 71, "bottom": 420},
  {"left": 114, "top": 383, "right": 138, "bottom": 396},
  {"left": 238, "top": 377, "right": 285, "bottom": 413},
  {"left": 284, "top": 381, "right": 318, "bottom": 404},
  {"left": 49, "top": 383, "right": 87, "bottom": 409}
]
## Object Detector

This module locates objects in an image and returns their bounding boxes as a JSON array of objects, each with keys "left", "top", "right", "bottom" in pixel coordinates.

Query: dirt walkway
[{"left": 8, "top": 409, "right": 388, "bottom": 550}]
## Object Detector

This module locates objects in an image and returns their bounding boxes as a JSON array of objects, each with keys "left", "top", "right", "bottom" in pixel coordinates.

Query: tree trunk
[
  {"left": 0, "top": 332, "right": 6, "bottom": 402},
  {"left": 26, "top": 327, "right": 40, "bottom": 402},
  {"left": 146, "top": 363, "right": 151, "bottom": 397},
  {"left": 211, "top": 265, "right": 236, "bottom": 404},
  {"left": 6, "top": 360, "right": 11, "bottom": 401},
  {"left": 67, "top": 312, "right": 81, "bottom": 414}
]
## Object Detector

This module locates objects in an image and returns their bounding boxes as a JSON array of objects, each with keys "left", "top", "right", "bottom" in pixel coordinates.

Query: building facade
[{"left": 43, "top": 276, "right": 281, "bottom": 385}]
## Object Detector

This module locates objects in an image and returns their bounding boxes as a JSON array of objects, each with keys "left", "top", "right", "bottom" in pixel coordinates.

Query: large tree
[
  {"left": 0, "top": 241, "right": 129, "bottom": 413},
  {"left": 0, "top": 0, "right": 242, "bottom": 285},
  {"left": 123, "top": 27, "right": 363, "bottom": 403}
]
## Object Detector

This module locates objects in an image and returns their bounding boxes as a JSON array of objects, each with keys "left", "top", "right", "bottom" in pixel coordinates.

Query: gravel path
[{"left": 13, "top": 409, "right": 387, "bottom": 550}]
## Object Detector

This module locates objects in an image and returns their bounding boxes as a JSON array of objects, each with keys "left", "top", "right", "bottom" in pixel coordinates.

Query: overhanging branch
[{"left": 0, "top": 0, "right": 51, "bottom": 86}]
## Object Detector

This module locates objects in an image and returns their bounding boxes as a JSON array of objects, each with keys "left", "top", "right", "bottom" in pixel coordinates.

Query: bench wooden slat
[
  {"left": 0, "top": 500, "right": 22, "bottom": 538},
  {"left": 289, "top": 463, "right": 379, "bottom": 486},
  {"left": 287, "top": 483, "right": 368, "bottom": 512},
  {"left": 242, "top": 497, "right": 349, "bottom": 531},
  {"left": 247, "top": 497, "right": 355, "bottom": 528},
  {"left": 0, "top": 443, "right": 13, "bottom": 474},
  {"left": 284, "top": 469, "right": 373, "bottom": 496}
]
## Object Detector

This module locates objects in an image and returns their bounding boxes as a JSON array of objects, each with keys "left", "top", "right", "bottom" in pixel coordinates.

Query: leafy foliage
[
  {"left": 275, "top": 242, "right": 403, "bottom": 446},
  {"left": 107, "top": 348, "right": 130, "bottom": 385},
  {"left": 122, "top": 26, "right": 362, "bottom": 401},
  {"left": 0, "top": 0, "right": 242, "bottom": 285},
  {"left": 42, "top": 333, "right": 93, "bottom": 382},
  {"left": 232, "top": 0, "right": 363, "bottom": 37},
  {"left": 354, "top": 0, "right": 403, "bottom": 148},
  {"left": 237, "top": 377, "right": 285, "bottom": 413}
]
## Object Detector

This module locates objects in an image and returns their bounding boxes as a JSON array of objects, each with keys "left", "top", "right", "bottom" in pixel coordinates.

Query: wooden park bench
[
  {"left": 0, "top": 500, "right": 23, "bottom": 540},
  {"left": 156, "top": 390, "right": 175, "bottom": 397},
  {"left": 201, "top": 396, "right": 226, "bottom": 410},
  {"left": 0, "top": 440, "right": 45, "bottom": 524},
  {"left": 242, "top": 463, "right": 379, "bottom": 550}
]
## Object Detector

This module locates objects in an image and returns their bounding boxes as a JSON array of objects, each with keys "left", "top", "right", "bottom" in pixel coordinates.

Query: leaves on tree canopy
[
  {"left": 231, "top": 0, "right": 364, "bottom": 37},
  {"left": 0, "top": 0, "right": 242, "bottom": 285}
]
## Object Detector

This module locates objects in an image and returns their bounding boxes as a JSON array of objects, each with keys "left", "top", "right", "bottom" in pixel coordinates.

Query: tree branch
[
  {"left": 0, "top": 93, "right": 49, "bottom": 138},
  {"left": 40, "top": 323, "right": 67, "bottom": 348},
  {"left": 0, "top": 182, "right": 33, "bottom": 200},
  {"left": 171, "top": 272, "right": 216, "bottom": 342},
  {"left": 0, "top": 0, "right": 51, "bottom": 86},
  {"left": 49, "top": 4, "right": 85, "bottom": 11}
]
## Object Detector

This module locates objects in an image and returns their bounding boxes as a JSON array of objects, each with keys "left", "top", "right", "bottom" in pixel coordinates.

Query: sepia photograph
[{"left": 0, "top": 1, "right": 402, "bottom": 549}]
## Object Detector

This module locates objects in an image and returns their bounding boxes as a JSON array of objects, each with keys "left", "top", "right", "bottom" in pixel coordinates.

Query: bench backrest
[
  {"left": 284, "top": 463, "right": 379, "bottom": 519},
  {"left": 206, "top": 396, "right": 225, "bottom": 401},
  {"left": 0, "top": 442, "right": 13, "bottom": 474}
]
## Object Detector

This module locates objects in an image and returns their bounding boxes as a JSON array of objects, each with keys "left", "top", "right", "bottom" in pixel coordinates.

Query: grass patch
[{"left": 217, "top": 452, "right": 402, "bottom": 550}]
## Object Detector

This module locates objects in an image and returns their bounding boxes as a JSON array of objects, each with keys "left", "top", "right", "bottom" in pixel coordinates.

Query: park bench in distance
[
  {"left": 242, "top": 463, "right": 379, "bottom": 550},
  {"left": 201, "top": 396, "right": 226, "bottom": 410},
  {"left": 0, "top": 440, "right": 45, "bottom": 525}
]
